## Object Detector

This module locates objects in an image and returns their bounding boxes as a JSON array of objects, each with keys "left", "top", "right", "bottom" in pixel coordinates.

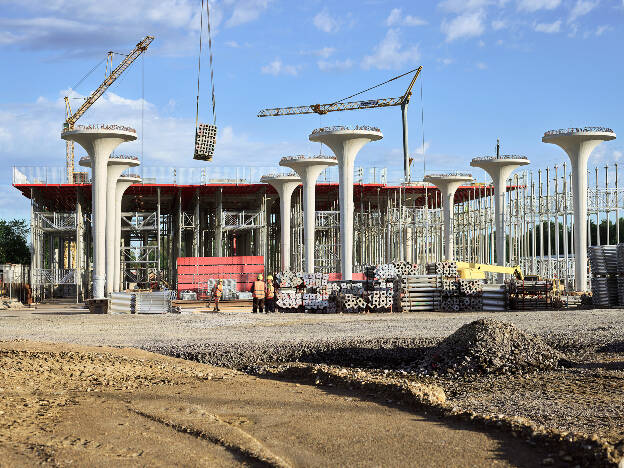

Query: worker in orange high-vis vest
[
  {"left": 252, "top": 274, "right": 265, "bottom": 313},
  {"left": 212, "top": 278, "right": 223, "bottom": 312},
  {"left": 265, "top": 275, "right": 275, "bottom": 313}
]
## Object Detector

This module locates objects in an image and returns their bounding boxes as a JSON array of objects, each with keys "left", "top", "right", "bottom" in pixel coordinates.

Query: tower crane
[
  {"left": 257, "top": 66, "right": 422, "bottom": 182},
  {"left": 63, "top": 35, "right": 154, "bottom": 183}
]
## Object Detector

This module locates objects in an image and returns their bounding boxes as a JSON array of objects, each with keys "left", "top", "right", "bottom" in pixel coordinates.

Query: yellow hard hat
[
  {"left": 267, "top": 275, "right": 273, "bottom": 280},
  {"left": 258, "top": 274, "right": 263, "bottom": 280},
  {"left": 218, "top": 278, "right": 223, "bottom": 283}
]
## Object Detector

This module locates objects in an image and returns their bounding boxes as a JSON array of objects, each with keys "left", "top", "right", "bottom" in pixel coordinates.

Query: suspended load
[
  {"left": 193, "top": 0, "right": 217, "bottom": 162},
  {"left": 194, "top": 123, "right": 217, "bottom": 161}
]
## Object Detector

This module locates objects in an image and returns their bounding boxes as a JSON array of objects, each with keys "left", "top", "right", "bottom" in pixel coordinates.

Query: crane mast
[{"left": 64, "top": 35, "right": 154, "bottom": 183}]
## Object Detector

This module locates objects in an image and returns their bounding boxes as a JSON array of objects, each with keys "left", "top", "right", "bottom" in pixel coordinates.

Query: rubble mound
[{"left": 421, "top": 319, "right": 561, "bottom": 375}]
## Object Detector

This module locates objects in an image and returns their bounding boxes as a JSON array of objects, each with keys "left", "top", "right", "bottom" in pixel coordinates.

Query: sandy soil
[{"left": 0, "top": 340, "right": 557, "bottom": 467}]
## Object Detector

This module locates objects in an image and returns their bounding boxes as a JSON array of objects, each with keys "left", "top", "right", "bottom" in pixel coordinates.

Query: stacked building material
[
  {"left": 482, "top": 284, "right": 507, "bottom": 310},
  {"left": 365, "top": 284, "right": 394, "bottom": 311},
  {"left": 394, "top": 275, "right": 441, "bottom": 312},
  {"left": 336, "top": 293, "right": 367, "bottom": 313},
  {"left": 275, "top": 271, "right": 304, "bottom": 288},
  {"left": 508, "top": 280, "right": 556, "bottom": 310},
  {"left": 366, "top": 262, "right": 420, "bottom": 281},
  {"left": 110, "top": 292, "right": 134, "bottom": 314},
  {"left": 588, "top": 245, "right": 619, "bottom": 308},
  {"left": 440, "top": 279, "right": 483, "bottom": 312},
  {"left": 135, "top": 291, "right": 175, "bottom": 314},
  {"left": 426, "top": 261, "right": 459, "bottom": 277}
]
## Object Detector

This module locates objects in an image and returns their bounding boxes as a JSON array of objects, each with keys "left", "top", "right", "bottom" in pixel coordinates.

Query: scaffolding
[{"left": 14, "top": 161, "right": 624, "bottom": 296}]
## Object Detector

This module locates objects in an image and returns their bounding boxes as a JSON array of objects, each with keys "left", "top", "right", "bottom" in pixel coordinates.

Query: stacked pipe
[
  {"left": 617, "top": 244, "right": 624, "bottom": 306},
  {"left": 275, "top": 271, "right": 304, "bottom": 288},
  {"left": 275, "top": 289, "right": 302, "bottom": 312},
  {"left": 482, "top": 284, "right": 507, "bottom": 310},
  {"left": 394, "top": 275, "right": 441, "bottom": 312},
  {"left": 366, "top": 284, "right": 394, "bottom": 311},
  {"left": 426, "top": 261, "right": 458, "bottom": 277},
  {"left": 337, "top": 293, "right": 367, "bottom": 313},
  {"left": 367, "top": 262, "right": 420, "bottom": 281},
  {"left": 588, "top": 245, "right": 619, "bottom": 308},
  {"left": 440, "top": 279, "right": 483, "bottom": 312}
]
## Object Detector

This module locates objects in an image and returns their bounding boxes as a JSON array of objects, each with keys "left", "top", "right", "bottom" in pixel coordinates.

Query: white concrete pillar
[
  {"left": 63, "top": 126, "right": 136, "bottom": 298},
  {"left": 114, "top": 175, "right": 141, "bottom": 292},
  {"left": 423, "top": 174, "right": 473, "bottom": 261},
  {"left": 471, "top": 157, "right": 529, "bottom": 277},
  {"left": 543, "top": 127, "right": 616, "bottom": 291},
  {"left": 261, "top": 174, "right": 301, "bottom": 271},
  {"left": 280, "top": 157, "right": 337, "bottom": 273},
  {"left": 309, "top": 127, "right": 382, "bottom": 280}
]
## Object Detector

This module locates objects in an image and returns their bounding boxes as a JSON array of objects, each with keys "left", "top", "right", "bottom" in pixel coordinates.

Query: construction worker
[
  {"left": 252, "top": 274, "right": 265, "bottom": 313},
  {"left": 212, "top": 279, "right": 223, "bottom": 312},
  {"left": 265, "top": 275, "right": 275, "bottom": 313}
]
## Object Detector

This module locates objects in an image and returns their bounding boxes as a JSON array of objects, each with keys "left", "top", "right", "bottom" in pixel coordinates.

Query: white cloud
[
  {"left": 568, "top": 0, "right": 599, "bottom": 23},
  {"left": 225, "top": 0, "right": 272, "bottom": 27},
  {"left": 386, "top": 8, "right": 427, "bottom": 27},
  {"left": 0, "top": 0, "right": 271, "bottom": 56},
  {"left": 516, "top": 0, "right": 561, "bottom": 12},
  {"left": 225, "top": 40, "right": 239, "bottom": 47},
  {"left": 414, "top": 141, "right": 431, "bottom": 155},
  {"left": 305, "top": 47, "right": 336, "bottom": 59},
  {"left": 261, "top": 58, "right": 300, "bottom": 76},
  {"left": 476, "top": 62, "right": 488, "bottom": 69},
  {"left": 317, "top": 58, "right": 353, "bottom": 72},
  {"left": 438, "top": 57, "right": 454, "bottom": 65},
  {"left": 439, "top": 0, "right": 496, "bottom": 13},
  {"left": 491, "top": 19, "right": 507, "bottom": 30},
  {"left": 595, "top": 25, "right": 611, "bottom": 36},
  {"left": 313, "top": 8, "right": 339, "bottom": 33},
  {"left": 441, "top": 10, "right": 486, "bottom": 42},
  {"left": 534, "top": 19, "right": 562, "bottom": 33},
  {"left": 361, "top": 29, "right": 420, "bottom": 70}
]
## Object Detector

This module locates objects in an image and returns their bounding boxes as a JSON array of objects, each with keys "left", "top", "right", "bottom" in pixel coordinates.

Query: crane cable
[
  {"left": 196, "top": 0, "right": 217, "bottom": 134},
  {"left": 332, "top": 67, "right": 420, "bottom": 105}
]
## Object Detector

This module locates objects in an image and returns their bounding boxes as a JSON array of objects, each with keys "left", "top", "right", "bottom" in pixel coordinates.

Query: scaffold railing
[{"left": 544, "top": 127, "right": 614, "bottom": 136}]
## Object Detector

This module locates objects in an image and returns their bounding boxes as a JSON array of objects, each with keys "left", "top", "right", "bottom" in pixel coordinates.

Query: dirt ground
[{"left": 0, "top": 340, "right": 558, "bottom": 468}]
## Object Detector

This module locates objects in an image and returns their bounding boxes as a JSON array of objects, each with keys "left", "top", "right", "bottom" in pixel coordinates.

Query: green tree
[{"left": 0, "top": 219, "right": 30, "bottom": 264}]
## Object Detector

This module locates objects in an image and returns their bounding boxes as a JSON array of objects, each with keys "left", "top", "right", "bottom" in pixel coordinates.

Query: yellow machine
[{"left": 455, "top": 262, "right": 524, "bottom": 280}]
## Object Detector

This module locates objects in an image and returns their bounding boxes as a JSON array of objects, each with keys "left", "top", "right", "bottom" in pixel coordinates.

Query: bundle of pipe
[
  {"left": 591, "top": 277, "right": 619, "bottom": 308},
  {"left": 275, "top": 271, "right": 304, "bottom": 288},
  {"left": 337, "top": 293, "right": 367, "bottom": 313},
  {"left": 440, "top": 278, "right": 483, "bottom": 312},
  {"left": 426, "top": 261, "right": 458, "bottom": 277},
  {"left": 366, "top": 285, "right": 394, "bottom": 311},
  {"left": 110, "top": 292, "right": 134, "bottom": 314},
  {"left": 135, "top": 291, "right": 175, "bottom": 314},
  {"left": 394, "top": 275, "right": 441, "bottom": 312},
  {"left": 302, "top": 273, "right": 329, "bottom": 288},
  {"left": 482, "top": 284, "right": 507, "bottom": 310},
  {"left": 588, "top": 245, "right": 619, "bottom": 308},
  {"left": 303, "top": 292, "right": 329, "bottom": 312},
  {"left": 276, "top": 289, "right": 302, "bottom": 312}
]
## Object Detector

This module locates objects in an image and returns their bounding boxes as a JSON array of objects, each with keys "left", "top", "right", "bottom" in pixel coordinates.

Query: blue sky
[{"left": 0, "top": 0, "right": 622, "bottom": 219}]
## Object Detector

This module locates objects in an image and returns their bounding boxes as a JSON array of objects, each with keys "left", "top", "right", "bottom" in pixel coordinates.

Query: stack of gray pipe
[
  {"left": 135, "top": 291, "right": 175, "bottom": 314},
  {"left": 395, "top": 275, "right": 441, "bottom": 312},
  {"left": 482, "top": 284, "right": 507, "bottom": 310},
  {"left": 275, "top": 289, "right": 301, "bottom": 312},
  {"left": 110, "top": 292, "right": 135, "bottom": 314},
  {"left": 367, "top": 286, "right": 394, "bottom": 311},
  {"left": 426, "top": 261, "right": 458, "bottom": 277},
  {"left": 440, "top": 279, "right": 483, "bottom": 312},
  {"left": 588, "top": 245, "right": 619, "bottom": 308},
  {"left": 275, "top": 271, "right": 304, "bottom": 288}
]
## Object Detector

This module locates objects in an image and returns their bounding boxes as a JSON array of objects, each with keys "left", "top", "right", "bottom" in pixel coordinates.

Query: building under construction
[{"left": 12, "top": 146, "right": 624, "bottom": 301}]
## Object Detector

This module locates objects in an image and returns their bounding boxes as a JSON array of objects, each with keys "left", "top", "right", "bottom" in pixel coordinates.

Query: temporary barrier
[{"left": 177, "top": 256, "right": 264, "bottom": 297}]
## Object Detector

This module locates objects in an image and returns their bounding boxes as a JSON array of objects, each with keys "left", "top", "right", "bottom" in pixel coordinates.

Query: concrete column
[
  {"left": 261, "top": 174, "right": 301, "bottom": 271},
  {"left": 309, "top": 127, "right": 383, "bottom": 279},
  {"left": 114, "top": 175, "right": 141, "bottom": 292},
  {"left": 280, "top": 157, "right": 337, "bottom": 273},
  {"left": 543, "top": 127, "right": 616, "bottom": 291},
  {"left": 471, "top": 156, "right": 529, "bottom": 277},
  {"left": 423, "top": 174, "right": 473, "bottom": 261},
  {"left": 80, "top": 156, "right": 140, "bottom": 296},
  {"left": 63, "top": 126, "right": 136, "bottom": 298}
]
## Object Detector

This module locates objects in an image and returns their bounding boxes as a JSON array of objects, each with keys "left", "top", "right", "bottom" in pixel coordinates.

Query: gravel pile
[
  {"left": 420, "top": 319, "right": 562, "bottom": 375},
  {"left": 150, "top": 337, "right": 437, "bottom": 370}
]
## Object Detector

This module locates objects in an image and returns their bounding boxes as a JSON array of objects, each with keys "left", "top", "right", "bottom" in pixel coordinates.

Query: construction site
[{"left": 2, "top": 3, "right": 624, "bottom": 467}]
